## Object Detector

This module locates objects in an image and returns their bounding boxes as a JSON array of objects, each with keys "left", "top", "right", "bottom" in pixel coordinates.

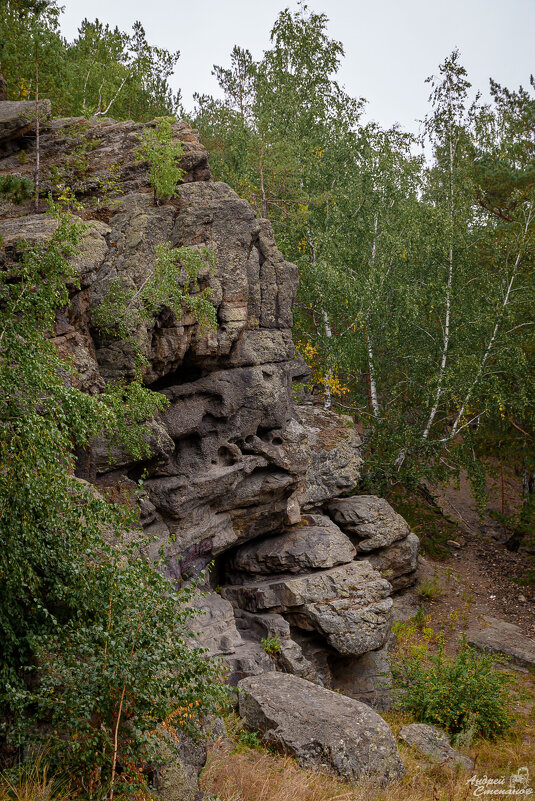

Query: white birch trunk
[
  {"left": 367, "top": 214, "right": 381, "bottom": 419},
  {"left": 422, "top": 134, "right": 455, "bottom": 439},
  {"left": 322, "top": 308, "right": 332, "bottom": 410},
  {"left": 447, "top": 206, "right": 532, "bottom": 440},
  {"left": 366, "top": 324, "right": 380, "bottom": 418}
]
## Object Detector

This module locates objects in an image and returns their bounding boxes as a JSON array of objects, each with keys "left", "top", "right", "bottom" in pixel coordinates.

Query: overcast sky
[{"left": 59, "top": 0, "right": 535, "bottom": 134}]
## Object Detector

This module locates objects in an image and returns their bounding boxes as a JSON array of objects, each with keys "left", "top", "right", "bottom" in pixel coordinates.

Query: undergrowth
[{"left": 390, "top": 618, "right": 515, "bottom": 739}]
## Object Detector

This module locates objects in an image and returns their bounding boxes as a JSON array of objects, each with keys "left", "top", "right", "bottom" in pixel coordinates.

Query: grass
[
  {"left": 202, "top": 674, "right": 535, "bottom": 801},
  {"left": 0, "top": 757, "right": 71, "bottom": 801},
  {"left": 416, "top": 577, "right": 444, "bottom": 602},
  {"left": 3, "top": 679, "right": 533, "bottom": 801}
]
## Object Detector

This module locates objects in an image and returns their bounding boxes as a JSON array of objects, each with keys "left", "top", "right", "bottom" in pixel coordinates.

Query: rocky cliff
[{"left": 0, "top": 104, "right": 419, "bottom": 783}]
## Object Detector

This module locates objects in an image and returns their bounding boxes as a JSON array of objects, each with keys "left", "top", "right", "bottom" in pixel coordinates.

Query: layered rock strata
[{"left": 1, "top": 106, "right": 418, "bottom": 756}]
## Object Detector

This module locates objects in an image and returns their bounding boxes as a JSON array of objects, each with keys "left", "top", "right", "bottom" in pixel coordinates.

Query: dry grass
[
  {"left": 0, "top": 757, "right": 71, "bottom": 801},
  {"left": 202, "top": 674, "right": 535, "bottom": 801}
]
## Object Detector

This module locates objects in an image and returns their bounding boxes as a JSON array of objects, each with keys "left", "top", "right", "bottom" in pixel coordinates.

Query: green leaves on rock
[
  {"left": 0, "top": 206, "right": 228, "bottom": 794},
  {"left": 93, "top": 239, "right": 217, "bottom": 350},
  {"left": 136, "top": 116, "right": 186, "bottom": 203}
]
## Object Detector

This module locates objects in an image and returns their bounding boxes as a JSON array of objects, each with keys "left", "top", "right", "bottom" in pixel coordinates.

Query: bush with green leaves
[
  {"left": 0, "top": 203, "right": 229, "bottom": 795},
  {"left": 260, "top": 636, "right": 282, "bottom": 655},
  {"left": 93, "top": 240, "right": 217, "bottom": 343},
  {"left": 390, "top": 619, "right": 515, "bottom": 740},
  {"left": 0, "top": 174, "right": 34, "bottom": 204},
  {"left": 136, "top": 116, "right": 185, "bottom": 202}
]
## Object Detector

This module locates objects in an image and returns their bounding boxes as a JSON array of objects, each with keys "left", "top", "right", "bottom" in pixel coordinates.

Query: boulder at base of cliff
[
  {"left": 238, "top": 672, "right": 405, "bottom": 785},
  {"left": 466, "top": 615, "right": 535, "bottom": 671},
  {"left": 398, "top": 723, "right": 474, "bottom": 771}
]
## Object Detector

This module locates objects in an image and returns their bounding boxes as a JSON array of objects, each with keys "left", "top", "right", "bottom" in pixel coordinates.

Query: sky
[{"left": 59, "top": 0, "right": 535, "bottom": 134}]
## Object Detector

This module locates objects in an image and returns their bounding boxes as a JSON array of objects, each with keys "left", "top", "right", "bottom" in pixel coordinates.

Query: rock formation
[
  {"left": 0, "top": 104, "right": 420, "bottom": 782},
  {"left": 239, "top": 672, "right": 405, "bottom": 784},
  {"left": 398, "top": 723, "right": 474, "bottom": 771}
]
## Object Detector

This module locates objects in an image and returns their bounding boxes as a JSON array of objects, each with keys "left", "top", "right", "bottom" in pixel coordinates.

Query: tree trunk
[
  {"left": 34, "top": 62, "right": 40, "bottom": 213},
  {"left": 423, "top": 136, "right": 454, "bottom": 440},
  {"left": 322, "top": 308, "right": 332, "bottom": 410}
]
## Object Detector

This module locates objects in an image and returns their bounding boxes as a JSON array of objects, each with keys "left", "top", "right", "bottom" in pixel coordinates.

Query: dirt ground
[{"left": 417, "top": 533, "right": 535, "bottom": 639}]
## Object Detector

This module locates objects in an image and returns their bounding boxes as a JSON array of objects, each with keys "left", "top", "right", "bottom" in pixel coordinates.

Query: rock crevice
[{"left": 0, "top": 104, "right": 419, "bottom": 782}]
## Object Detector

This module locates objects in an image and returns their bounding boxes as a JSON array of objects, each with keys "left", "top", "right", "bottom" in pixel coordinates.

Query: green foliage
[
  {"left": 0, "top": 174, "right": 34, "bottom": 204},
  {"left": 136, "top": 116, "right": 185, "bottom": 202},
  {"left": 24, "top": 561, "right": 229, "bottom": 793},
  {"left": 0, "top": 4, "right": 180, "bottom": 120},
  {"left": 390, "top": 620, "right": 515, "bottom": 740},
  {"left": 236, "top": 729, "right": 263, "bottom": 750},
  {"left": 416, "top": 578, "right": 444, "bottom": 602},
  {"left": 195, "top": 10, "right": 535, "bottom": 505},
  {"left": 93, "top": 240, "right": 217, "bottom": 343},
  {"left": 0, "top": 204, "right": 228, "bottom": 794},
  {"left": 260, "top": 635, "right": 282, "bottom": 655}
]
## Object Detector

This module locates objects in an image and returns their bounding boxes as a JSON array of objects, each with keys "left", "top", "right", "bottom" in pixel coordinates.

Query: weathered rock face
[
  {"left": 226, "top": 514, "right": 355, "bottom": 578},
  {"left": 0, "top": 99, "right": 51, "bottom": 153},
  {"left": 238, "top": 672, "right": 405, "bottom": 784},
  {"left": 327, "top": 495, "right": 410, "bottom": 551},
  {"left": 398, "top": 724, "right": 474, "bottom": 771},
  {"left": 325, "top": 496, "right": 418, "bottom": 590},
  {"left": 222, "top": 561, "right": 393, "bottom": 657},
  {"left": 1, "top": 105, "right": 414, "bottom": 773},
  {"left": 330, "top": 647, "right": 392, "bottom": 711}
]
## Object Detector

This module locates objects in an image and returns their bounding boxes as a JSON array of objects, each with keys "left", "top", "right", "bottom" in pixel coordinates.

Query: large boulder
[
  {"left": 327, "top": 495, "right": 410, "bottom": 551},
  {"left": 227, "top": 514, "right": 355, "bottom": 578},
  {"left": 364, "top": 532, "right": 419, "bottom": 590},
  {"left": 238, "top": 672, "right": 405, "bottom": 784}
]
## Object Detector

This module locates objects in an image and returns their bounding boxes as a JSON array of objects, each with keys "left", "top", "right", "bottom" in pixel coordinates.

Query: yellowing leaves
[
  {"left": 296, "top": 339, "right": 318, "bottom": 363},
  {"left": 320, "top": 373, "right": 350, "bottom": 396}
]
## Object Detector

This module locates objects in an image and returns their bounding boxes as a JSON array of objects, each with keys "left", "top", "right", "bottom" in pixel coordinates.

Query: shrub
[
  {"left": 260, "top": 636, "right": 282, "bottom": 655},
  {"left": 0, "top": 174, "right": 34, "bottom": 204},
  {"left": 236, "top": 730, "right": 263, "bottom": 750},
  {"left": 390, "top": 619, "right": 515, "bottom": 740},
  {"left": 136, "top": 116, "right": 185, "bottom": 202}
]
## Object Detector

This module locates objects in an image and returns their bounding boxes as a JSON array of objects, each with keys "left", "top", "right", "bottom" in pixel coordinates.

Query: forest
[
  {"left": 0, "top": 0, "right": 534, "bottom": 798},
  {"left": 3, "top": 0, "right": 535, "bottom": 510}
]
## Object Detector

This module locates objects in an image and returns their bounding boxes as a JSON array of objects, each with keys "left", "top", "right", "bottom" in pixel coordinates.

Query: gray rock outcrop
[
  {"left": 466, "top": 615, "right": 535, "bottom": 670},
  {"left": 325, "top": 495, "right": 418, "bottom": 589},
  {"left": 222, "top": 561, "right": 393, "bottom": 657},
  {"left": 398, "top": 723, "right": 474, "bottom": 771},
  {"left": 0, "top": 99, "right": 51, "bottom": 150},
  {"left": 0, "top": 104, "right": 420, "bottom": 775},
  {"left": 227, "top": 514, "right": 355, "bottom": 578},
  {"left": 327, "top": 495, "right": 410, "bottom": 551},
  {"left": 238, "top": 672, "right": 405, "bottom": 784}
]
